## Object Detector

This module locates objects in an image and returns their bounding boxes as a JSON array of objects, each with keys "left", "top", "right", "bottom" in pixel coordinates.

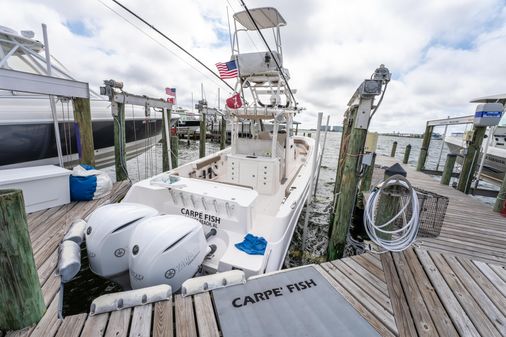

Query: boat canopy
[
  {"left": 233, "top": 7, "right": 286, "bottom": 30},
  {"left": 470, "top": 93, "right": 506, "bottom": 104}
]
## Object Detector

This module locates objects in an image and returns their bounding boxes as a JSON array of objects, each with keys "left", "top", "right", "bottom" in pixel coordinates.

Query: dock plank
[
  {"left": 104, "top": 309, "right": 131, "bottom": 337},
  {"left": 54, "top": 314, "right": 87, "bottom": 337},
  {"left": 153, "top": 301, "right": 173, "bottom": 337},
  {"left": 175, "top": 295, "right": 197, "bottom": 337},
  {"left": 315, "top": 264, "right": 397, "bottom": 337},
  {"left": 193, "top": 292, "right": 220, "bottom": 337},
  {"left": 129, "top": 305, "right": 152, "bottom": 337},
  {"left": 79, "top": 313, "right": 109, "bottom": 337}
]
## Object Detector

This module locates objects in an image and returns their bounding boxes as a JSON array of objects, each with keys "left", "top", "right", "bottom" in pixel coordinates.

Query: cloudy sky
[{"left": 1, "top": 0, "right": 505, "bottom": 132}]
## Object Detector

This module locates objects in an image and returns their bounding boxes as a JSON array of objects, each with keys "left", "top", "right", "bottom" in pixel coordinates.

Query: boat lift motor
[
  {"left": 128, "top": 214, "right": 211, "bottom": 292},
  {"left": 473, "top": 103, "right": 504, "bottom": 127},
  {"left": 85, "top": 203, "right": 159, "bottom": 289}
]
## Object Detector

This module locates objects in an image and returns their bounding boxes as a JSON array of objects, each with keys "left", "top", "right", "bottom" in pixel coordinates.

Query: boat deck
[{"left": 2, "top": 156, "right": 506, "bottom": 337}]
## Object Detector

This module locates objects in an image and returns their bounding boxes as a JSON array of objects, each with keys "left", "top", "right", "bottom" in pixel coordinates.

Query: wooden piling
[
  {"left": 375, "top": 165, "right": 406, "bottom": 240},
  {"left": 440, "top": 153, "right": 457, "bottom": 186},
  {"left": 328, "top": 109, "right": 352, "bottom": 238},
  {"left": 417, "top": 124, "right": 434, "bottom": 171},
  {"left": 113, "top": 102, "right": 128, "bottom": 181},
  {"left": 390, "top": 141, "right": 397, "bottom": 157},
  {"left": 328, "top": 105, "right": 368, "bottom": 260},
  {"left": 161, "top": 108, "right": 171, "bottom": 172},
  {"left": 199, "top": 112, "right": 206, "bottom": 158},
  {"left": 493, "top": 174, "right": 506, "bottom": 213},
  {"left": 220, "top": 116, "right": 226, "bottom": 150},
  {"left": 402, "top": 144, "right": 411, "bottom": 164},
  {"left": 308, "top": 133, "right": 312, "bottom": 138},
  {"left": 171, "top": 135, "right": 179, "bottom": 169},
  {"left": 360, "top": 152, "right": 376, "bottom": 192},
  {"left": 72, "top": 98, "right": 95, "bottom": 166},
  {"left": 457, "top": 126, "right": 486, "bottom": 194},
  {"left": 0, "top": 190, "right": 45, "bottom": 330}
]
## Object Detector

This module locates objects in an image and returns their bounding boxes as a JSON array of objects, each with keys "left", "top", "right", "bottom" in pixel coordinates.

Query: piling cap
[{"left": 385, "top": 163, "right": 407, "bottom": 177}]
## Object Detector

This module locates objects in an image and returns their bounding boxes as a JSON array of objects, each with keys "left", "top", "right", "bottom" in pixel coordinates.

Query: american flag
[
  {"left": 165, "top": 87, "right": 176, "bottom": 97},
  {"left": 215, "top": 60, "right": 238, "bottom": 79}
]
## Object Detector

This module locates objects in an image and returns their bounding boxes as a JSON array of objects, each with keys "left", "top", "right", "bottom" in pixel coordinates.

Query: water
[{"left": 64, "top": 132, "right": 497, "bottom": 315}]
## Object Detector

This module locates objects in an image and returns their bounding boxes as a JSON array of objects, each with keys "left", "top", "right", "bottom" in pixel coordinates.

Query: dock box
[{"left": 0, "top": 165, "right": 71, "bottom": 213}]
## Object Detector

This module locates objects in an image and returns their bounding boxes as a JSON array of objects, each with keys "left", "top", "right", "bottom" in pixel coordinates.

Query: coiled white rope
[{"left": 364, "top": 174, "right": 420, "bottom": 252}]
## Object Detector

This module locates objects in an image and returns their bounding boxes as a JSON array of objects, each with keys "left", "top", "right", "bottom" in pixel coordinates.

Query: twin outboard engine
[
  {"left": 85, "top": 203, "right": 211, "bottom": 292},
  {"left": 129, "top": 214, "right": 208, "bottom": 292},
  {"left": 85, "top": 203, "right": 159, "bottom": 288}
]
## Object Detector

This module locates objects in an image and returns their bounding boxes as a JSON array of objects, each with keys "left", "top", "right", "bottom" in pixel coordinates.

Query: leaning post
[
  {"left": 0, "top": 190, "right": 45, "bottom": 330},
  {"left": 72, "top": 97, "right": 95, "bottom": 166},
  {"left": 390, "top": 141, "right": 397, "bottom": 157},
  {"left": 440, "top": 153, "right": 457, "bottom": 185},
  {"left": 417, "top": 124, "right": 434, "bottom": 171},
  {"left": 457, "top": 126, "right": 486, "bottom": 194},
  {"left": 402, "top": 144, "right": 411, "bottom": 164}
]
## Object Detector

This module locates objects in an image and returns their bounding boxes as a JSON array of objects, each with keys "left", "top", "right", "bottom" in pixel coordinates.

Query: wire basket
[{"left": 414, "top": 187, "right": 449, "bottom": 238}]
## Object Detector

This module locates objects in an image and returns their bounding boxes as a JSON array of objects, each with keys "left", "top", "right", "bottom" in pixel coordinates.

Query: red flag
[
  {"left": 167, "top": 97, "right": 175, "bottom": 104},
  {"left": 226, "top": 93, "right": 242, "bottom": 109}
]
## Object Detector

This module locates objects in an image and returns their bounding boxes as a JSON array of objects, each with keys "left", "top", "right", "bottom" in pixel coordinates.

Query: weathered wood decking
[{"left": 3, "top": 156, "right": 506, "bottom": 337}]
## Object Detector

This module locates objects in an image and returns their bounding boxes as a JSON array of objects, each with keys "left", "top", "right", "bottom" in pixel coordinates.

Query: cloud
[{"left": 0, "top": 0, "right": 505, "bottom": 132}]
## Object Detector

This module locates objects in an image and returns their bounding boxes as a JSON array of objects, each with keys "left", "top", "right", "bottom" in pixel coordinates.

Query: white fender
[
  {"left": 58, "top": 240, "right": 81, "bottom": 283},
  {"left": 90, "top": 284, "right": 171, "bottom": 316},
  {"left": 181, "top": 270, "right": 246, "bottom": 297},
  {"left": 63, "top": 219, "right": 86, "bottom": 245}
]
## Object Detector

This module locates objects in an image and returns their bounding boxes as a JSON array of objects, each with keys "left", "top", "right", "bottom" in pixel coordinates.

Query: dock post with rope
[
  {"left": 457, "top": 125, "right": 486, "bottom": 194},
  {"left": 112, "top": 100, "right": 128, "bottom": 181},
  {"left": 328, "top": 65, "right": 391, "bottom": 260},
  {"left": 72, "top": 98, "right": 95, "bottom": 166}
]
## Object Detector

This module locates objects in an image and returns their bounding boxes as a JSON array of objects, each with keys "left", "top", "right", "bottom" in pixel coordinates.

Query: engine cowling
[
  {"left": 128, "top": 214, "right": 207, "bottom": 292},
  {"left": 85, "top": 203, "right": 158, "bottom": 288}
]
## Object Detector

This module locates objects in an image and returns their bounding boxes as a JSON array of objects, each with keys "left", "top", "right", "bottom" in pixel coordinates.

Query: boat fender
[
  {"left": 89, "top": 284, "right": 171, "bottom": 316},
  {"left": 58, "top": 240, "right": 81, "bottom": 283},
  {"left": 181, "top": 270, "right": 246, "bottom": 297},
  {"left": 63, "top": 219, "right": 86, "bottom": 245}
]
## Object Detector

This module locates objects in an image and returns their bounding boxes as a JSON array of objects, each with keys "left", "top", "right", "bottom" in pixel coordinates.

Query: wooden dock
[{"left": 2, "top": 156, "right": 506, "bottom": 337}]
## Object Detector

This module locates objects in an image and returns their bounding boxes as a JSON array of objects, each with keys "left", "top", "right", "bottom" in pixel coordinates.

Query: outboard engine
[
  {"left": 85, "top": 203, "right": 158, "bottom": 288},
  {"left": 128, "top": 214, "right": 208, "bottom": 292}
]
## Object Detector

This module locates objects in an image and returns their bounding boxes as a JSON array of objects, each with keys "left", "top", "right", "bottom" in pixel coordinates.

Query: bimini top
[
  {"left": 233, "top": 7, "right": 286, "bottom": 30},
  {"left": 471, "top": 93, "right": 506, "bottom": 104}
]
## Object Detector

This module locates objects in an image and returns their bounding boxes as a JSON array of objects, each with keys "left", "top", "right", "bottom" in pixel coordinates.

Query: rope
[{"left": 364, "top": 174, "right": 420, "bottom": 252}]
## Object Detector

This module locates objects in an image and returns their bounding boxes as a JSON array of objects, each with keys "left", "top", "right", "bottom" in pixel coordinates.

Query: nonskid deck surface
[{"left": 3, "top": 156, "right": 506, "bottom": 337}]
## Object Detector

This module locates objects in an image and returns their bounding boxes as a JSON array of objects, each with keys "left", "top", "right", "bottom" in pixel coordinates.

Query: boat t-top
[{"left": 83, "top": 7, "right": 317, "bottom": 293}]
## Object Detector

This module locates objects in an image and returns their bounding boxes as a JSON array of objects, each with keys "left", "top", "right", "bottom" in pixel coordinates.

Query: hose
[{"left": 364, "top": 174, "right": 420, "bottom": 252}]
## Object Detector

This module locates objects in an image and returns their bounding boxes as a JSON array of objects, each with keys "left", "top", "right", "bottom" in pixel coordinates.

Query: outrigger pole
[{"left": 111, "top": 0, "right": 235, "bottom": 92}]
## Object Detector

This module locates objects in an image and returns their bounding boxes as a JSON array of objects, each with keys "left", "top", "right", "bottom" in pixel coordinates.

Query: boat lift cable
[
  {"left": 103, "top": 0, "right": 235, "bottom": 93},
  {"left": 364, "top": 175, "right": 420, "bottom": 252},
  {"left": 238, "top": 0, "right": 298, "bottom": 107}
]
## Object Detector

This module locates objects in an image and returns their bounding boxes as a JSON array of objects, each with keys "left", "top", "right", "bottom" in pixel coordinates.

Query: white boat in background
[
  {"left": 84, "top": 7, "right": 317, "bottom": 292},
  {"left": 445, "top": 93, "right": 506, "bottom": 181},
  {"left": 0, "top": 25, "right": 179, "bottom": 170}
]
